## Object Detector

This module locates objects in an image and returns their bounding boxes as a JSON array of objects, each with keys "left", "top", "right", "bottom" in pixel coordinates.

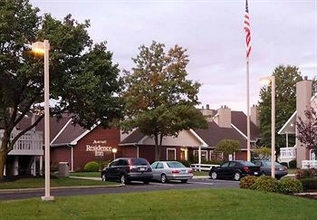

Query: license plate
[
  {"left": 139, "top": 167, "right": 146, "bottom": 171},
  {"left": 254, "top": 172, "right": 258, "bottom": 175}
]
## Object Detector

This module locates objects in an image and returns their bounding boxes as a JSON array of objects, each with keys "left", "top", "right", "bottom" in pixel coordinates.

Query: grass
[
  {"left": 0, "top": 176, "right": 116, "bottom": 190},
  {"left": 0, "top": 188, "right": 316, "bottom": 220},
  {"left": 70, "top": 172, "right": 100, "bottom": 177},
  {"left": 193, "top": 171, "right": 209, "bottom": 176}
]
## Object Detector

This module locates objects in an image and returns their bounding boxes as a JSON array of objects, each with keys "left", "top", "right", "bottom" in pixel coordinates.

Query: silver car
[
  {"left": 252, "top": 160, "right": 288, "bottom": 179},
  {"left": 151, "top": 161, "right": 193, "bottom": 183}
]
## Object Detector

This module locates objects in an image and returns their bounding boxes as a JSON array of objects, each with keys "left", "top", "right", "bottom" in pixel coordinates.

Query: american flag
[{"left": 244, "top": 0, "right": 251, "bottom": 58}]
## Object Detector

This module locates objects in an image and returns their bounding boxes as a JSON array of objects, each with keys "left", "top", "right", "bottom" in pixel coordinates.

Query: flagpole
[
  {"left": 244, "top": 0, "right": 251, "bottom": 161},
  {"left": 246, "top": 58, "right": 251, "bottom": 161}
]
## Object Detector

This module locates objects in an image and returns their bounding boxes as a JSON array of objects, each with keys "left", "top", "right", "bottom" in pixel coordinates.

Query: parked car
[
  {"left": 209, "top": 160, "right": 262, "bottom": 181},
  {"left": 252, "top": 159, "right": 288, "bottom": 179},
  {"left": 101, "top": 157, "right": 153, "bottom": 184},
  {"left": 151, "top": 161, "right": 193, "bottom": 183}
]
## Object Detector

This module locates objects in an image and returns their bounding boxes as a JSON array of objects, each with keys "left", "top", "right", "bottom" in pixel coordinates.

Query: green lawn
[
  {"left": 0, "top": 177, "right": 116, "bottom": 190},
  {"left": 0, "top": 188, "right": 316, "bottom": 220}
]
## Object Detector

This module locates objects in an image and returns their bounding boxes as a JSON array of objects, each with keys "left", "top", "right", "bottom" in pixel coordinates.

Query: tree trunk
[
  {"left": 0, "top": 142, "right": 8, "bottom": 180},
  {"left": 154, "top": 134, "right": 161, "bottom": 161}
]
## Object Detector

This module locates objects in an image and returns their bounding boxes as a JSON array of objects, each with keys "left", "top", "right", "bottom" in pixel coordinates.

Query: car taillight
[
  {"left": 172, "top": 170, "right": 180, "bottom": 174},
  {"left": 188, "top": 169, "right": 193, "bottom": 173},
  {"left": 243, "top": 166, "right": 249, "bottom": 172}
]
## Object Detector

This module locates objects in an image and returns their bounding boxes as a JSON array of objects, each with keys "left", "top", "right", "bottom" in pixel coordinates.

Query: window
[
  {"left": 157, "top": 163, "right": 164, "bottom": 169},
  {"left": 166, "top": 148, "right": 176, "bottom": 160},
  {"left": 193, "top": 150, "right": 208, "bottom": 161}
]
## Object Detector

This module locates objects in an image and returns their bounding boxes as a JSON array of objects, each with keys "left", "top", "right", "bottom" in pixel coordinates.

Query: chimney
[
  {"left": 217, "top": 105, "right": 231, "bottom": 128},
  {"left": 251, "top": 105, "right": 259, "bottom": 127},
  {"left": 296, "top": 77, "right": 312, "bottom": 168}
]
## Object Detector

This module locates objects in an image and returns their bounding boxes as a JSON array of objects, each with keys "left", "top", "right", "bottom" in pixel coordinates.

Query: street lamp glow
[
  {"left": 32, "top": 40, "right": 54, "bottom": 201},
  {"left": 260, "top": 75, "right": 276, "bottom": 178},
  {"left": 112, "top": 148, "right": 117, "bottom": 160}
]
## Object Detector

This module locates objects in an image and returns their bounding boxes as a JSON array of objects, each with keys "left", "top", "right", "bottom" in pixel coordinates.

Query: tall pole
[
  {"left": 271, "top": 76, "right": 276, "bottom": 178},
  {"left": 42, "top": 40, "right": 54, "bottom": 201},
  {"left": 246, "top": 59, "right": 251, "bottom": 161}
]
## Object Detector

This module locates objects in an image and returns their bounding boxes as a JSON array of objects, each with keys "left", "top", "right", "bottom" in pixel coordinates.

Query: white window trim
[
  {"left": 166, "top": 148, "right": 176, "bottom": 160},
  {"left": 194, "top": 150, "right": 208, "bottom": 161}
]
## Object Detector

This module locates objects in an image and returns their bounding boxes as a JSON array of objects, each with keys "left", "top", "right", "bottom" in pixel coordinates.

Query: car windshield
[
  {"left": 263, "top": 161, "right": 282, "bottom": 166},
  {"left": 167, "top": 161, "right": 185, "bottom": 168},
  {"left": 240, "top": 161, "right": 256, "bottom": 166},
  {"left": 131, "top": 158, "right": 149, "bottom": 165}
]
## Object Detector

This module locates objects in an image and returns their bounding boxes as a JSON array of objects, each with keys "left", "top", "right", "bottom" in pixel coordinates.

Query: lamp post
[
  {"left": 112, "top": 148, "right": 117, "bottom": 160},
  {"left": 32, "top": 40, "right": 54, "bottom": 201},
  {"left": 260, "top": 75, "right": 276, "bottom": 178}
]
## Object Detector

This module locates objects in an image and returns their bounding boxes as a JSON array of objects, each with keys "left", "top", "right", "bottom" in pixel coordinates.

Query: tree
[
  {"left": 120, "top": 41, "right": 207, "bottom": 160},
  {"left": 258, "top": 65, "right": 303, "bottom": 154},
  {"left": 296, "top": 106, "right": 317, "bottom": 157},
  {"left": 0, "top": 0, "right": 122, "bottom": 179},
  {"left": 253, "top": 147, "right": 271, "bottom": 160},
  {"left": 215, "top": 139, "right": 240, "bottom": 161}
]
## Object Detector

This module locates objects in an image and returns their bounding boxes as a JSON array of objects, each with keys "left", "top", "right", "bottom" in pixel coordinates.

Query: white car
[{"left": 151, "top": 161, "right": 193, "bottom": 183}]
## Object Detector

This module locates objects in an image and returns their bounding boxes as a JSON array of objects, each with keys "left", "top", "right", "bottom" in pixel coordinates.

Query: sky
[{"left": 30, "top": 0, "right": 317, "bottom": 113}]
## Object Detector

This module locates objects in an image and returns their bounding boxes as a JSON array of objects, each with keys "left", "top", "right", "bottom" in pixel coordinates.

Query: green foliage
[
  {"left": 239, "top": 176, "right": 258, "bottom": 189},
  {"left": 215, "top": 139, "right": 240, "bottom": 160},
  {"left": 83, "top": 161, "right": 100, "bottom": 172},
  {"left": 279, "top": 177, "right": 303, "bottom": 194},
  {"left": 295, "top": 168, "right": 317, "bottom": 179},
  {"left": 258, "top": 65, "right": 302, "bottom": 152},
  {"left": 300, "top": 178, "right": 317, "bottom": 190},
  {"left": 0, "top": 0, "right": 122, "bottom": 179},
  {"left": 253, "top": 147, "right": 271, "bottom": 159},
  {"left": 289, "top": 160, "right": 297, "bottom": 169},
  {"left": 121, "top": 41, "right": 207, "bottom": 160},
  {"left": 178, "top": 160, "right": 191, "bottom": 167},
  {"left": 251, "top": 175, "right": 281, "bottom": 192}
]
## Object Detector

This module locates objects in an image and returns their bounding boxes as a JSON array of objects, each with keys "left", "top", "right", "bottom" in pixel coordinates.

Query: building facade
[{"left": 2, "top": 105, "right": 261, "bottom": 175}]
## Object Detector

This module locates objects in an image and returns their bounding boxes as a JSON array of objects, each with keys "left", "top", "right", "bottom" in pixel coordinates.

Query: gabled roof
[
  {"left": 18, "top": 113, "right": 88, "bottom": 147},
  {"left": 278, "top": 94, "right": 317, "bottom": 135},
  {"left": 231, "top": 111, "right": 260, "bottom": 140},
  {"left": 193, "top": 121, "right": 247, "bottom": 148},
  {"left": 120, "top": 129, "right": 144, "bottom": 145}
]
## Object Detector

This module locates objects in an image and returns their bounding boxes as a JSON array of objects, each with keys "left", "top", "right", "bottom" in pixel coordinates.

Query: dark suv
[{"left": 101, "top": 157, "right": 153, "bottom": 184}]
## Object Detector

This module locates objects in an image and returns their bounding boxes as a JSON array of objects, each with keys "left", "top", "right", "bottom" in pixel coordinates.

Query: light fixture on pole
[
  {"left": 260, "top": 75, "right": 276, "bottom": 178},
  {"left": 112, "top": 148, "right": 117, "bottom": 160},
  {"left": 32, "top": 40, "right": 54, "bottom": 201}
]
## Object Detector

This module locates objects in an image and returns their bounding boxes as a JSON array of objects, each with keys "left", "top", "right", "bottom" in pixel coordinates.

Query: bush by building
[
  {"left": 239, "top": 176, "right": 258, "bottom": 189},
  {"left": 279, "top": 177, "right": 303, "bottom": 194},
  {"left": 83, "top": 161, "right": 100, "bottom": 172},
  {"left": 251, "top": 175, "right": 281, "bottom": 192},
  {"left": 300, "top": 178, "right": 317, "bottom": 191}
]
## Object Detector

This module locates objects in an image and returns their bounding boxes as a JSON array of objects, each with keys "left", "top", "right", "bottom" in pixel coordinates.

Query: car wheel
[
  {"left": 120, "top": 174, "right": 126, "bottom": 185},
  {"left": 161, "top": 174, "right": 168, "bottom": 183},
  {"left": 233, "top": 172, "right": 241, "bottom": 181},
  {"left": 181, "top": 179, "right": 188, "bottom": 183},
  {"left": 210, "top": 171, "right": 217, "bottom": 180}
]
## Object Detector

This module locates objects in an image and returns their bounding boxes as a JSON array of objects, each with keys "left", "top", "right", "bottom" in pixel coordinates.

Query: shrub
[
  {"left": 251, "top": 175, "right": 281, "bottom": 192},
  {"left": 83, "top": 161, "right": 100, "bottom": 172},
  {"left": 300, "top": 178, "right": 317, "bottom": 190},
  {"left": 279, "top": 177, "right": 303, "bottom": 194},
  {"left": 239, "top": 176, "right": 258, "bottom": 189},
  {"left": 179, "top": 160, "right": 191, "bottom": 167},
  {"left": 295, "top": 168, "right": 317, "bottom": 180},
  {"left": 97, "top": 160, "right": 110, "bottom": 169},
  {"left": 202, "top": 160, "right": 223, "bottom": 165},
  {"left": 289, "top": 160, "right": 297, "bottom": 169}
]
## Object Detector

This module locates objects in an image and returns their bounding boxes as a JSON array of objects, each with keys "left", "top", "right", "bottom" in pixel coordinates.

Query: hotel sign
[{"left": 86, "top": 140, "right": 113, "bottom": 156}]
